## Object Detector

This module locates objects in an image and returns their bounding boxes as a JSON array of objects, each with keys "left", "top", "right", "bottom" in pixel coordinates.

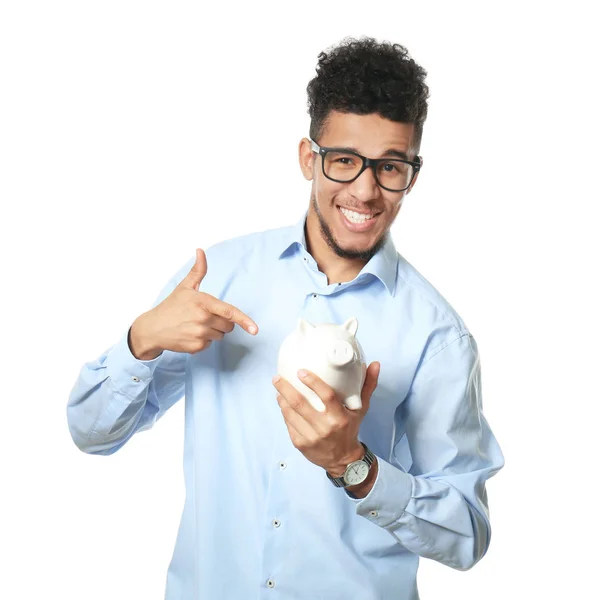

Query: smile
[{"left": 337, "top": 205, "right": 380, "bottom": 232}]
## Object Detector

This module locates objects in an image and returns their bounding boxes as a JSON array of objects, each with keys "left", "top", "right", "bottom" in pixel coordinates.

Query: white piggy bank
[{"left": 277, "top": 316, "right": 367, "bottom": 412}]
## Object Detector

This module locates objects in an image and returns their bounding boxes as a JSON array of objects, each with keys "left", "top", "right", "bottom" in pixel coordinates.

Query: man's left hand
[{"left": 272, "top": 361, "right": 381, "bottom": 477}]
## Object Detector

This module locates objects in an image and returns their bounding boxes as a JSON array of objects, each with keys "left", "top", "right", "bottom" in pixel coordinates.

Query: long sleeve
[
  {"left": 347, "top": 331, "right": 505, "bottom": 571},
  {"left": 66, "top": 256, "right": 194, "bottom": 455}
]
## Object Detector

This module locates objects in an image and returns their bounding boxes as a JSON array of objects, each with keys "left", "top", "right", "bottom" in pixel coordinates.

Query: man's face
[{"left": 299, "top": 111, "right": 419, "bottom": 262}]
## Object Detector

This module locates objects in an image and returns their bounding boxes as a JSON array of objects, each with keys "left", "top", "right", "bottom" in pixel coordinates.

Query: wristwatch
[{"left": 326, "top": 442, "right": 376, "bottom": 488}]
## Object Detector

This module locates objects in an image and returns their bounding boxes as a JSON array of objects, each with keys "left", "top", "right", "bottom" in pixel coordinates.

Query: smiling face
[{"left": 298, "top": 111, "right": 420, "bottom": 264}]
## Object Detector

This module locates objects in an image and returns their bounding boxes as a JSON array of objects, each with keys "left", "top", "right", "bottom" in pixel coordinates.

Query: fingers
[
  {"left": 360, "top": 361, "right": 380, "bottom": 411},
  {"left": 179, "top": 248, "right": 258, "bottom": 335},
  {"left": 295, "top": 369, "right": 342, "bottom": 409},
  {"left": 276, "top": 393, "right": 318, "bottom": 442},
  {"left": 362, "top": 362, "right": 380, "bottom": 391},
  {"left": 188, "top": 339, "right": 212, "bottom": 355},
  {"left": 273, "top": 374, "right": 340, "bottom": 437},
  {"left": 200, "top": 293, "right": 259, "bottom": 335},
  {"left": 182, "top": 248, "right": 208, "bottom": 291},
  {"left": 204, "top": 313, "right": 236, "bottom": 334},
  {"left": 186, "top": 325, "right": 227, "bottom": 355},
  {"left": 196, "top": 325, "right": 226, "bottom": 342}
]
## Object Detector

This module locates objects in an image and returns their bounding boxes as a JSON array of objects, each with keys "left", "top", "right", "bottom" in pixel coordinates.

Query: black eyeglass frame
[{"left": 309, "top": 138, "right": 423, "bottom": 192}]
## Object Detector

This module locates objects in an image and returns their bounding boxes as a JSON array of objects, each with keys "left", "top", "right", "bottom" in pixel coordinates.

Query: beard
[{"left": 310, "top": 192, "right": 388, "bottom": 262}]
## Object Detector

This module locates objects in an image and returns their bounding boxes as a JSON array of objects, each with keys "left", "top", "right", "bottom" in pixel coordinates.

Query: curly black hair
[{"left": 306, "top": 36, "right": 430, "bottom": 158}]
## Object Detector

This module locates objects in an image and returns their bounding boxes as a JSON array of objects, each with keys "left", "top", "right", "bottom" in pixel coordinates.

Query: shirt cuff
[
  {"left": 346, "top": 456, "right": 413, "bottom": 526},
  {"left": 105, "top": 326, "right": 164, "bottom": 397}
]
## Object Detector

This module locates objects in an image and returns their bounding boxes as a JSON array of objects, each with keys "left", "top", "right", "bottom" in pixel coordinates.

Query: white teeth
[{"left": 339, "top": 207, "right": 373, "bottom": 224}]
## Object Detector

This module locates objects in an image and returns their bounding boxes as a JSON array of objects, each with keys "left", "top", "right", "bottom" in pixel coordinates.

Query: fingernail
[
  {"left": 249, "top": 325, "right": 257, "bottom": 334},
  {"left": 298, "top": 369, "right": 308, "bottom": 378},
  {"left": 272, "top": 375, "right": 280, "bottom": 383}
]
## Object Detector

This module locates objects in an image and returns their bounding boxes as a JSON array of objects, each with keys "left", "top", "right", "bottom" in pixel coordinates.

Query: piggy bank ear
[
  {"left": 342, "top": 317, "right": 358, "bottom": 336},
  {"left": 297, "top": 318, "right": 315, "bottom": 338}
]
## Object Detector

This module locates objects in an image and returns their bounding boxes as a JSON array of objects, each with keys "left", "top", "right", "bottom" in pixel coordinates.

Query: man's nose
[{"left": 348, "top": 164, "right": 380, "bottom": 200}]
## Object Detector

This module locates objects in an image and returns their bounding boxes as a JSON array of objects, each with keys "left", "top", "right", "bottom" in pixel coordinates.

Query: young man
[{"left": 67, "top": 36, "right": 504, "bottom": 600}]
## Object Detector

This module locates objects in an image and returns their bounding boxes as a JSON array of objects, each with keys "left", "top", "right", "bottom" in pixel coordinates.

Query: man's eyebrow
[{"left": 333, "top": 145, "right": 410, "bottom": 161}]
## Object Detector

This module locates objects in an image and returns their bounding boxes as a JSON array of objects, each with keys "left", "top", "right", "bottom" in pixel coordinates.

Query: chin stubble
[{"left": 311, "top": 194, "right": 387, "bottom": 261}]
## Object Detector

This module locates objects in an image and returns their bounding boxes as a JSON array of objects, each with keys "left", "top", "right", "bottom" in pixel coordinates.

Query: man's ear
[{"left": 298, "top": 138, "right": 314, "bottom": 181}]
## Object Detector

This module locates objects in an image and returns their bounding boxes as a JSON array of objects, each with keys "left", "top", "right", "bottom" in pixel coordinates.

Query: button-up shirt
[{"left": 67, "top": 210, "right": 505, "bottom": 600}]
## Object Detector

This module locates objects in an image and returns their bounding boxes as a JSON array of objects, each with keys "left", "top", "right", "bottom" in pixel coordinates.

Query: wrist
[
  {"left": 344, "top": 457, "right": 378, "bottom": 498},
  {"left": 325, "top": 442, "right": 365, "bottom": 478},
  {"left": 129, "top": 314, "right": 163, "bottom": 360}
]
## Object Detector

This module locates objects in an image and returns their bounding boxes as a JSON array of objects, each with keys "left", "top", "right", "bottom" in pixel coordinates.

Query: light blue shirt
[{"left": 67, "top": 210, "right": 505, "bottom": 600}]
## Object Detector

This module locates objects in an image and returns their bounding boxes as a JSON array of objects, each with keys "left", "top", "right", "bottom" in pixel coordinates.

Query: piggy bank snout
[{"left": 327, "top": 340, "right": 355, "bottom": 367}]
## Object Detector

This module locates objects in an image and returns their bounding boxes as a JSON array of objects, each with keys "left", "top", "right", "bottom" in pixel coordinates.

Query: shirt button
[
  {"left": 312, "top": 293, "right": 318, "bottom": 298},
  {"left": 272, "top": 519, "right": 281, "bottom": 528},
  {"left": 303, "top": 257, "right": 308, "bottom": 262},
  {"left": 370, "top": 510, "right": 378, "bottom": 517},
  {"left": 279, "top": 461, "right": 287, "bottom": 470},
  {"left": 132, "top": 376, "right": 140, "bottom": 382},
  {"left": 266, "top": 579, "right": 275, "bottom": 588}
]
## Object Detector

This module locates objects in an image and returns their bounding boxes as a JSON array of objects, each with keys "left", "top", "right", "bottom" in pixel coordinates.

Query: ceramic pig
[{"left": 277, "top": 316, "right": 367, "bottom": 412}]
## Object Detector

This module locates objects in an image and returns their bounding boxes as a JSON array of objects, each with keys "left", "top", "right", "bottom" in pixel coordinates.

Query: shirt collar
[{"left": 276, "top": 209, "right": 398, "bottom": 296}]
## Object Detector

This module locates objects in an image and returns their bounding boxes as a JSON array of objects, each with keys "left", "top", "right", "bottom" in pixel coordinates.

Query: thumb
[
  {"left": 361, "top": 361, "right": 380, "bottom": 411},
  {"left": 182, "top": 248, "right": 208, "bottom": 291}
]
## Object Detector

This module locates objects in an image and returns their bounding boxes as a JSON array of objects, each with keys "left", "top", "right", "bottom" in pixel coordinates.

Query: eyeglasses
[{"left": 310, "top": 138, "right": 423, "bottom": 192}]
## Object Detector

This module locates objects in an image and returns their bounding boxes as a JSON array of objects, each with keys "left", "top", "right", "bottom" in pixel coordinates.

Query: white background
[{"left": 1, "top": 1, "right": 591, "bottom": 598}]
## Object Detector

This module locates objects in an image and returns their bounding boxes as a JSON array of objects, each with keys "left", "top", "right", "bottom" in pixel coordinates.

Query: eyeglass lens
[{"left": 323, "top": 151, "right": 413, "bottom": 191}]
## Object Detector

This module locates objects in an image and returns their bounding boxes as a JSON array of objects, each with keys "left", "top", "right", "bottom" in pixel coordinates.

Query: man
[{"left": 67, "top": 36, "right": 504, "bottom": 600}]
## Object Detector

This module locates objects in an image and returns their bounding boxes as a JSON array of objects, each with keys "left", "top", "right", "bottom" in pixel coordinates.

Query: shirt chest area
[{"left": 188, "top": 271, "right": 417, "bottom": 459}]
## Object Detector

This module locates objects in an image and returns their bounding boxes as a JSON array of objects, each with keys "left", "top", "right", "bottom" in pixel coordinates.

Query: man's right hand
[{"left": 129, "top": 248, "right": 259, "bottom": 360}]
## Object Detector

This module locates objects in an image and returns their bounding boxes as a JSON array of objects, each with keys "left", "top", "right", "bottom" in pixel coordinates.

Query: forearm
[{"left": 67, "top": 326, "right": 176, "bottom": 455}]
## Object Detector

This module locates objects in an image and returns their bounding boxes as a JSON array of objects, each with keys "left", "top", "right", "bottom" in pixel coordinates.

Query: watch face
[{"left": 344, "top": 461, "right": 369, "bottom": 485}]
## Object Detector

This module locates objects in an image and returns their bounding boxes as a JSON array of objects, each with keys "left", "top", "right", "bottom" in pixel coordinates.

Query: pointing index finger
[{"left": 203, "top": 294, "right": 258, "bottom": 335}]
